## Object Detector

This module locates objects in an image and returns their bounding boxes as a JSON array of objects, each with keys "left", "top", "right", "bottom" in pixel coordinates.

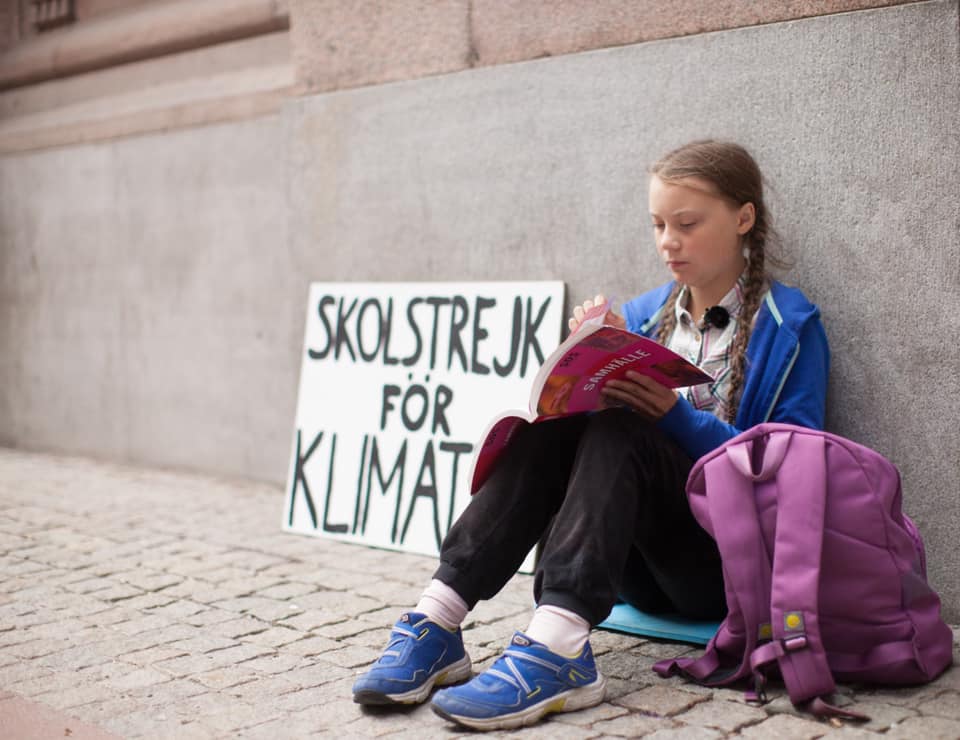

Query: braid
[
  {"left": 655, "top": 283, "right": 683, "bottom": 346},
  {"left": 725, "top": 233, "right": 767, "bottom": 423}
]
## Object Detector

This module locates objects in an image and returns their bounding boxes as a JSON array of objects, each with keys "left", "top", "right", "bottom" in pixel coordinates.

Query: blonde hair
[{"left": 651, "top": 140, "right": 783, "bottom": 423}]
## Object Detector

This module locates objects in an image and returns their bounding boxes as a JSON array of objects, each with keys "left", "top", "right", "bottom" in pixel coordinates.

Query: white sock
[
  {"left": 414, "top": 579, "right": 469, "bottom": 631},
  {"left": 524, "top": 605, "right": 590, "bottom": 657}
]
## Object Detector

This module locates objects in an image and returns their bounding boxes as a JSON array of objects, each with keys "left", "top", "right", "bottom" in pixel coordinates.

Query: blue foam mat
[{"left": 598, "top": 603, "right": 720, "bottom": 645}]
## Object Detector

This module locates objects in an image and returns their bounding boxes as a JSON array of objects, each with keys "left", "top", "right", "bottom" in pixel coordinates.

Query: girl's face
[{"left": 648, "top": 175, "right": 755, "bottom": 302}]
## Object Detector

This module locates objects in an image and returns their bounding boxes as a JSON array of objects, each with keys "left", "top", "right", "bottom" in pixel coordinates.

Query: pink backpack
[{"left": 655, "top": 423, "right": 953, "bottom": 718}]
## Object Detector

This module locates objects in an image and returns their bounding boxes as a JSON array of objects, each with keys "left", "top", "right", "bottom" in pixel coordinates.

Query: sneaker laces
[
  {"left": 485, "top": 649, "right": 561, "bottom": 693},
  {"left": 378, "top": 623, "right": 420, "bottom": 664}
]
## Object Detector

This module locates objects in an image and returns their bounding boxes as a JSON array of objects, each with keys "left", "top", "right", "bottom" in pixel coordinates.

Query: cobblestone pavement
[{"left": 1, "top": 448, "right": 958, "bottom": 739}]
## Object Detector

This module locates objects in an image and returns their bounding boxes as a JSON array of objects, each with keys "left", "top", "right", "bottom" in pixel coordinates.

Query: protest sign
[{"left": 284, "top": 282, "right": 565, "bottom": 566}]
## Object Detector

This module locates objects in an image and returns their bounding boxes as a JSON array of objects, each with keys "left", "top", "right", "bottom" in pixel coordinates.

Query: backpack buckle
[
  {"left": 745, "top": 671, "right": 769, "bottom": 705},
  {"left": 783, "top": 634, "right": 808, "bottom": 652}
]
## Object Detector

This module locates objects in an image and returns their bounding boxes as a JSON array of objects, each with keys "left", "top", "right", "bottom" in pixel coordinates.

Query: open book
[{"left": 468, "top": 300, "right": 712, "bottom": 494}]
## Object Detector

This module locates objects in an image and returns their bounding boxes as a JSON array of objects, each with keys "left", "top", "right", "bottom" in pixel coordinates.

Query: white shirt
[{"left": 666, "top": 276, "right": 749, "bottom": 421}]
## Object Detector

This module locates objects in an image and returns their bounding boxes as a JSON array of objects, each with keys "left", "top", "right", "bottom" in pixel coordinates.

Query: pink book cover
[
  {"left": 531, "top": 326, "right": 712, "bottom": 416},
  {"left": 469, "top": 301, "right": 711, "bottom": 494}
]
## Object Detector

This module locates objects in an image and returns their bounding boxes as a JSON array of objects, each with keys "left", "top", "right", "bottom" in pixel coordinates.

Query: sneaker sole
[
  {"left": 353, "top": 654, "right": 473, "bottom": 706},
  {"left": 431, "top": 674, "right": 607, "bottom": 730}
]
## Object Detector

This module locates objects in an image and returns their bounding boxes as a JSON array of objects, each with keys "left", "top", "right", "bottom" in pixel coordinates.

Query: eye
[
  {"left": 679, "top": 221, "right": 698, "bottom": 229},
  {"left": 652, "top": 223, "right": 664, "bottom": 231}
]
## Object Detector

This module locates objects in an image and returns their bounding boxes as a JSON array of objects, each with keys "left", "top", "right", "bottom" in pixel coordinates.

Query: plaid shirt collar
[{"left": 674, "top": 273, "right": 748, "bottom": 329}]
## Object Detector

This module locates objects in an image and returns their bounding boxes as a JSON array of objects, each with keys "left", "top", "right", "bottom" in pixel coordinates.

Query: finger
[
  {"left": 624, "top": 371, "right": 663, "bottom": 389},
  {"left": 568, "top": 317, "right": 579, "bottom": 331},
  {"left": 605, "top": 377, "right": 657, "bottom": 403},
  {"left": 621, "top": 374, "right": 674, "bottom": 406},
  {"left": 602, "top": 379, "right": 639, "bottom": 394},
  {"left": 573, "top": 305, "right": 585, "bottom": 321},
  {"left": 604, "top": 379, "right": 646, "bottom": 400},
  {"left": 601, "top": 383, "right": 641, "bottom": 406},
  {"left": 599, "top": 386, "right": 633, "bottom": 409},
  {"left": 602, "top": 386, "right": 655, "bottom": 418},
  {"left": 594, "top": 293, "right": 606, "bottom": 307}
]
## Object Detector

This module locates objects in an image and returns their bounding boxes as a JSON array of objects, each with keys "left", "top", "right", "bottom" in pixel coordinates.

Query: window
[{"left": 31, "top": 0, "right": 75, "bottom": 32}]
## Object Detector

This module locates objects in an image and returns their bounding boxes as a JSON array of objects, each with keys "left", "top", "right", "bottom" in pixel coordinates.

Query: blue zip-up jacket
[{"left": 621, "top": 280, "right": 830, "bottom": 460}]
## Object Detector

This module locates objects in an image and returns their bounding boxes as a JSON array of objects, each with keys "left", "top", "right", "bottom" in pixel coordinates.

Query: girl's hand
[
  {"left": 568, "top": 294, "right": 627, "bottom": 332},
  {"left": 601, "top": 371, "right": 678, "bottom": 421}
]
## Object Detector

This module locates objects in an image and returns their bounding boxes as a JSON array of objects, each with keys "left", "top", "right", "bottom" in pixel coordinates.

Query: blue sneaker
[
  {"left": 430, "top": 632, "right": 606, "bottom": 730},
  {"left": 352, "top": 612, "right": 472, "bottom": 705}
]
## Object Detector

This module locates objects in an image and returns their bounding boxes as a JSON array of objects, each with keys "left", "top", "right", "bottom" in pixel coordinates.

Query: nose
[{"left": 659, "top": 226, "right": 681, "bottom": 251}]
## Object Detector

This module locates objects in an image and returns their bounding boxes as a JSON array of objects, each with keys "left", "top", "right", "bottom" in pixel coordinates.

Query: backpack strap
[
  {"left": 734, "top": 430, "right": 867, "bottom": 720},
  {"left": 701, "top": 438, "right": 776, "bottom": 687},
  {"left": 654, "top": 433, "right": 775, "bottom": 687},
  {"left": 743, "top": 431, "right": 835, "bottom": 703}
]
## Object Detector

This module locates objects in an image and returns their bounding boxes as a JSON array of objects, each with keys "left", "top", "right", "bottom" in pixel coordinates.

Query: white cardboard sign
[{"left": 283, "top": 281, "right": 565, "bottom": 564}]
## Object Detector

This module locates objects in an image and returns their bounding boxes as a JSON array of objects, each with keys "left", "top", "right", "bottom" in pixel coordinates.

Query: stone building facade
[{"left": 2, "top": 1, "right": 958, "bottom": 617}]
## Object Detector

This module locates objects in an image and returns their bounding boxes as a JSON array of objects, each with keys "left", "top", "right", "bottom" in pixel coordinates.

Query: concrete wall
[
  {"left": 1, "top": 1, "right": 958, "bottom": 615},
  {"left": 0, "top": 115, "right": 296, "bottom": 480},
  {"left": 284, "top": 0, "right": 960, "bottom": 613}
]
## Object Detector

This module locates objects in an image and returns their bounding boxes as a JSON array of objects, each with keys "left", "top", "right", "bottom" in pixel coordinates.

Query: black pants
[{"left": 434, "top": 408, "right": 725, "bottom": 627}]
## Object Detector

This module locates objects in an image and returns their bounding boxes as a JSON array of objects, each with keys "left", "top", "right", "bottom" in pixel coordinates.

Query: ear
[{"left": 736, "top": 202, "right": 756, "bottom": 235}]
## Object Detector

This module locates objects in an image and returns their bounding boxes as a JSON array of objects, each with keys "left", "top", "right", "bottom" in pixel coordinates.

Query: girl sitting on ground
[{"left": 352, "top": 139, "right": 830, "bottom": 731}]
